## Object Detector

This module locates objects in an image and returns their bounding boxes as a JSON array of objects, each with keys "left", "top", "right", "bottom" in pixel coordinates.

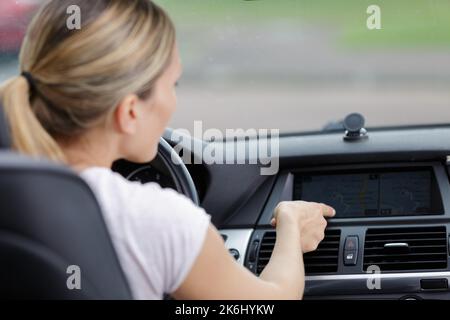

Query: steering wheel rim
[{"left": 157, "top": 137, "right": 199, "bottom": 206}]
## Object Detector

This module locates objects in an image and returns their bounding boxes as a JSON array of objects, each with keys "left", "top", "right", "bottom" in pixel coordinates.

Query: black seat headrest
[
  {"left": 0, "top": 99, "right": 11, "bottom": 149},
  {"left": 0, "top": 151, "right": 132, "bottom": 299}
]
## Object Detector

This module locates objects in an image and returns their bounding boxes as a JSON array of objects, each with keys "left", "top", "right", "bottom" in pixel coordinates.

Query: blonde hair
[{"left": 0, "top": 0, "right": 176, "bottom": 162}]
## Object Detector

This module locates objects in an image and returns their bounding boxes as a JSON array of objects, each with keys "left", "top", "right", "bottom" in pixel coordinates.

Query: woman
[{"left": 0, "top": 0, "right": 334, "bottom": 299}]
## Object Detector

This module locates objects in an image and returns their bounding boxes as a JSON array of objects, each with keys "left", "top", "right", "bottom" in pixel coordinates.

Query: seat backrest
[
  {"left": 0, "top": 101, "right": 132, "bottom": 299},
  {"left": 0, "top": 152, "right": 133, "bottom": 299},
  {"left": 0, "top": 101, "right": 11, "bottom": 149}
]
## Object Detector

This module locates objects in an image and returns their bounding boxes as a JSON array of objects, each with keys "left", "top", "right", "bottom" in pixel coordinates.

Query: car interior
[
  {"left": 1, "top": 0, "right": 450, "bottom": 301},
  {"left": 122, "top": 120, "right": 450, "bottom": 300},
  {"left": 2, "top": 102, "right": 450, "bottom": 299}
]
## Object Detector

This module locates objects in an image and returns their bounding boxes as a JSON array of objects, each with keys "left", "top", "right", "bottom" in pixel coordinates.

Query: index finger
[{"left": 320, "top": 203, "right": 336, "bottom": 217}]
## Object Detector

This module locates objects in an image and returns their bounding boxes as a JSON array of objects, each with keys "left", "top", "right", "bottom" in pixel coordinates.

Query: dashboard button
[
  {"left": 344, "top": 236, "right": 359, "bottom": 266},
  {"left": 344, "top": 236, "right": 359, "bottom": 251},
  {"left": 249, "top": 240, "right": 260, "bottom": 262},
  {"left": 229, "top": 249, "right": 240, "bottom": 260},
  {"left": 420, "top": 278, "right": 448, "bottom": 290},
  {"left": 344, "top": 250, "right": 357, "bottom": 266}
]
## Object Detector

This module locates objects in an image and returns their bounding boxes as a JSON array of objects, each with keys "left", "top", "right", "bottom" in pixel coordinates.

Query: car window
[{"left": 1, "top": 0, "right": 449, "bottom": 134}]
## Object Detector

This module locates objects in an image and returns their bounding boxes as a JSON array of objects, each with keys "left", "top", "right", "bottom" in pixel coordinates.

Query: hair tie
[
  {"left": 20, "top": 71, "right": 66, "bottom": 119},
  {"left": 21, "top": 71, "right": 37, "bottom": 90}
]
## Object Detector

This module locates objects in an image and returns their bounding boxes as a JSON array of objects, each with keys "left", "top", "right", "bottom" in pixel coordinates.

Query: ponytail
[
  {"left": 0, "top": 76, "right": 66, "bottom": 162},
  {"left": 0, "top": 0, "right": 175, "bottom": 163}
]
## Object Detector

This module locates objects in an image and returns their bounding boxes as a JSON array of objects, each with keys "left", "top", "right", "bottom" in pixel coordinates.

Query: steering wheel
[{"left": 156, "top": 138, "right": 199, "bottom": 205}]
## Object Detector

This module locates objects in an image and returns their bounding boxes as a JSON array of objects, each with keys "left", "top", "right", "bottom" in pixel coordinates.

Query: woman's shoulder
[
  {"left": 80, "top": 166, "right": 162, "bottom": 198},
  {"left": 79, "top": 166, "right": 209, "bottom": 225}
]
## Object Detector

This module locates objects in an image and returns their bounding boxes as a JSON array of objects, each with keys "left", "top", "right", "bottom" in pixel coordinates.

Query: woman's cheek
[
  {"left": 169, "top": 91, "right": 177, "bottom": 115},
  {"left": 162, "top": 96, "right": 176, "bottom": 122}
]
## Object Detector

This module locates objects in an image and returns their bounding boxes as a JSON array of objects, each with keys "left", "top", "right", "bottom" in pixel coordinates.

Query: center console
[{"left": 239, "top": 162, "right": 450, "bottom": 299}]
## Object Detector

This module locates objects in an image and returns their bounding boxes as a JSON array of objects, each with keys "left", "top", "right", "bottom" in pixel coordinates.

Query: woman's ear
[{"left": 114, "top": 94, "right": 140, "bottom": 135}]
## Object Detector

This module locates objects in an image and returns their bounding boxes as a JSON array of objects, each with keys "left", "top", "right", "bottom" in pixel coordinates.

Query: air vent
[
  {"left": 256, "top": 229, "right": 341, "bottom": 275},
  {"left": 363, "top": 226, "right": 448, "bottom": 272}
]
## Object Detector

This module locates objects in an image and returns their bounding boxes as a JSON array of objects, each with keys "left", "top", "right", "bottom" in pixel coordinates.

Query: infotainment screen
[{"left": 293, "top": 168, "right": 443, "bottom": 218}]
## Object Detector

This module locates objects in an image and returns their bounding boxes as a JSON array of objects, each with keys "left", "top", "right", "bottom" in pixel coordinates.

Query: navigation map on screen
[{"left": 294, "top": 170, "right": 432, "bottom": 218}]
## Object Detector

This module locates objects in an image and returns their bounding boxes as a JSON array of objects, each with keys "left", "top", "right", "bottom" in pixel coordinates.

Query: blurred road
[{"left": 171, "top": 24, "right": 450, "bottom": 132}]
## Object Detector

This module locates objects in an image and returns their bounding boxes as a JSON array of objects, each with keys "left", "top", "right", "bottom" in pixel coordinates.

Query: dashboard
[
  {"left": 245, "top": 161, "right": 450, "bottom": 299},
  {"left": 115, "top": 125, "right": 450, "bottom": 300}
]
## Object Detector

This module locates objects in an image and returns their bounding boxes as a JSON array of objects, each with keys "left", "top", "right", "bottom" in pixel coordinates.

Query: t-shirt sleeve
[{"left": 118, "top": 179, "right": 211, "bottom": 296}]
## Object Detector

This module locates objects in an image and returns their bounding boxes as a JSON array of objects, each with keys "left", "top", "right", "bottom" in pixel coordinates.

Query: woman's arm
[{"left": 173, "top": 201, "right": 334, "bottom": 300}]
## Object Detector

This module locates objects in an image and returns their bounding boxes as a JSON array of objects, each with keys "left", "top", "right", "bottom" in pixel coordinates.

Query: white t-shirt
[{"left": 80, "top": 167, "right": 211, "bottom": 300}]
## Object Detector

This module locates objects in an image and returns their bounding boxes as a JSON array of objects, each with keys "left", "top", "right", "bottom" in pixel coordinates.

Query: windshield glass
[{"left": 1, "top": 0, "right": 449, "bottom": 134}]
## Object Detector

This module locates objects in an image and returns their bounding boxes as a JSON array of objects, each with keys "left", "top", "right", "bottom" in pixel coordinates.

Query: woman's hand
[
  {"left": 174, "top": 201, "right": 335, "bottom": 300},
  {"left": 271, "top": 201, "right": 335, "bottom": 253}
]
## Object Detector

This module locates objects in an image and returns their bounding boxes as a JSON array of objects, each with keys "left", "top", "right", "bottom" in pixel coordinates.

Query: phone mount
[{"left": 343, "top": 113, "right": 368, "bottom": 141}]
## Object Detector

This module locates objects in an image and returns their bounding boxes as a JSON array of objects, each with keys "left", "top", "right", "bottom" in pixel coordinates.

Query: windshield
[{"left": 1, "top": 0, "right": 449, "bottom": 134}]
